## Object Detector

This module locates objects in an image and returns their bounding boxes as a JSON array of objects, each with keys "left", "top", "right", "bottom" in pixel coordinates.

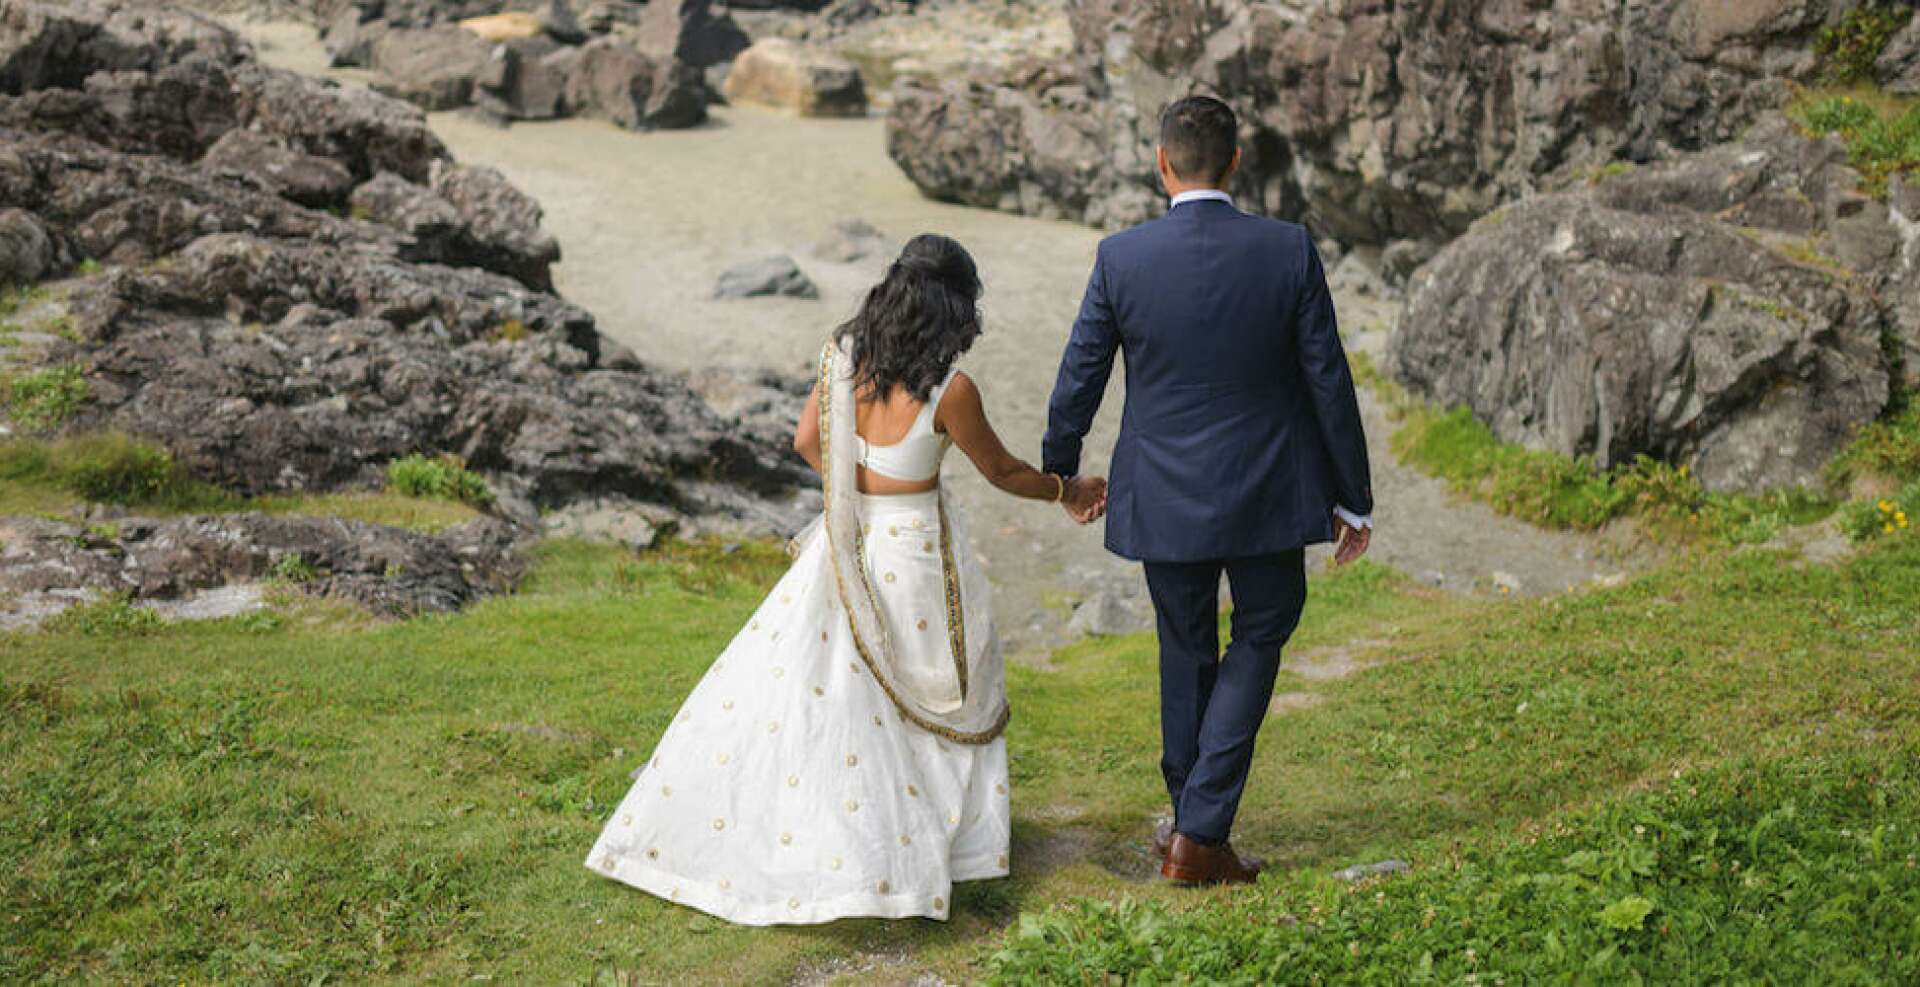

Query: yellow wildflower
[{"left": 1898, "top": 512, "right": 1909, "bottom": 529}]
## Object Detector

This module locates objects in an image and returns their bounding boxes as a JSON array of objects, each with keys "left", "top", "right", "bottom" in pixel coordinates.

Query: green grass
[
  {"left": 4, "top": 520, "right": 1918, "bottom": 982},
  {"left": 1815, "top": 3, "right": 1914, "bottom": 86},
  {"left": 0, "top": 433, "right": 486, "bottom": 531},
  {"left": 1829, "top": 403, "right": 1920, "bottom": 490},
  {"left": 1791, "top": 88, "right": 1920, "bottom": 196},
  {"left": 386, "top": 452, "right": 494, "bottom": 508},
  {"left": 2, "top": 365, "right": 88, "bottom": 432}
]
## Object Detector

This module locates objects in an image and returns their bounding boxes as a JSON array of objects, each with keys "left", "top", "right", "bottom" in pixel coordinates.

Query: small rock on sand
[{"left": 714, "top": 255, "right": 819, "bottom": 299}]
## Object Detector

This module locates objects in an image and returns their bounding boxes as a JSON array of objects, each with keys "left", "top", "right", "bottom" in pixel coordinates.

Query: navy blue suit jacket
[{"left": 1043, "top": 198, "right": 1373, "bottom": 563}]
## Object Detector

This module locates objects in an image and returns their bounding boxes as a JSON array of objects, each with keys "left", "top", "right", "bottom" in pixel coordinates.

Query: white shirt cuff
[{"left": 1333, "top": 506, "right": 1372, "bottom": 530}]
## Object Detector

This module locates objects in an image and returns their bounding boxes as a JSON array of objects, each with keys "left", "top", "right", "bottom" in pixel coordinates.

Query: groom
[{"left": 1045, "top": 95, "right": 1374, "bottom": 885}]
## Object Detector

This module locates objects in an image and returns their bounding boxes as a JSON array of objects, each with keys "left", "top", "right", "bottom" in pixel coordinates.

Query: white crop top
[{"left": 854, "top": 369, "right": 958, "bottom": 483}]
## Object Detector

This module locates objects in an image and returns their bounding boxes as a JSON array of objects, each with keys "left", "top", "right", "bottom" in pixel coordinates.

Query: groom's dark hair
[{"left": 1159, "top": 95, "right": 1237, "bottom": 185}]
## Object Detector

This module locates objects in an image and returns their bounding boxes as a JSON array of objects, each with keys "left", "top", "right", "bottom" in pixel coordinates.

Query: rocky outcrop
[
  {"left": 0, "top": 0, "right": 816, "bottom": 615},
  {"left": 887, "top": 0, "right": 1842, "bottom": 244},
  {"left": 713, "top": 255, "right": 819, "bottom": 299},
  {"left": 320, "top": 0, "right": 718, "bottom": 129},
  {"left": 722, "top": 38, "right": 866, "bottom": 117},
  {"left": 1389, "top": 117, "right": 1893, "bottom": 494},
  {"left": 0, "top": 511, "right": 522, "bottom": 618}
]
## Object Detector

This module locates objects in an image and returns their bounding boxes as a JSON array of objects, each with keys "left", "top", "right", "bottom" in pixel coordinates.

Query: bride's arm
[
  {"left": 938, "top": 372, "right": 1088, "bottom": 503},
  {"left": 792, "top": 385, "right": 823, "bottom": 474}
]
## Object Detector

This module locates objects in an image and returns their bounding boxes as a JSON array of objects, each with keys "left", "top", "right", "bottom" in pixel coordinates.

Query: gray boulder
[
  {"left": 0, "top": 208, "right": 52, "bottom": 284},
  {"left": 1877, "top": 12, "right": 1920, "bottom": 95},
  {"left": 714, "top": 255, "right": 818, "bottom": 299},
  {"left": 367, "top": 24, "right": 494, "bottom": 111},
  {"left": 811, "top": 218, "right": 892, "bottom": 263},
  {"left": 634, "top": 0, "right": 749, "bottom": 71},
  {"left": 558, "top": 37, "right": 707, "bottom": 130},
  {"left": 1389, "top": 118, "right": 1893, "bottom": 494}
]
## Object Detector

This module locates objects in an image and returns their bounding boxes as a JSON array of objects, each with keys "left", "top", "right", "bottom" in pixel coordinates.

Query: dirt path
[{"left": 231, "top": 18, "right": 1645, "bottom": 657}]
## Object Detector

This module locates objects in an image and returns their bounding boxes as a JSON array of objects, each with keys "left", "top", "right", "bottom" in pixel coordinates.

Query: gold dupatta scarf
[{"left": 817, "top": 340, "right": 1008, "bottom": 744}]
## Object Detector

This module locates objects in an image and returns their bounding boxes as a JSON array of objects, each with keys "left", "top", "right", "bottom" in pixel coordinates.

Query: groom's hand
[
  {"left": 1331, "top": 512, "right": 1371, "bottom": 565},
  {"left": 1062, "top": 475, "right": 1107, "bottom": 524}
]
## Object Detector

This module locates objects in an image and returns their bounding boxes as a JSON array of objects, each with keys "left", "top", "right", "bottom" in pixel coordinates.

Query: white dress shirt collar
[{"left": 1169, "top": 188, "right": 1234, "bottom": 210}]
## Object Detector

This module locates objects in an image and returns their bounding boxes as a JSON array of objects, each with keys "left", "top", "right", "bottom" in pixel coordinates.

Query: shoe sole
[{"left": 1159, "top": 860, "right": 1260, "bottom": 885}]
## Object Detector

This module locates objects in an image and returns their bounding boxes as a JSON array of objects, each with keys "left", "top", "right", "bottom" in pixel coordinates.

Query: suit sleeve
[
  {"left": 1042, "top": 245, "right": 1121, "bottom": 478},
  {"left": 1296, "top": 236, "right": 1374, "bottom": 516}
]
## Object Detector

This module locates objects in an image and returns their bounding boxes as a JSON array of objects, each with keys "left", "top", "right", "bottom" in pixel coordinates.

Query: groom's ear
[
  {"left": 1154, "top": 144, "right": 1173, "bottom": 192},
  {"left": 1221, "top": 146, "right": 1243, "bottom": 186}
]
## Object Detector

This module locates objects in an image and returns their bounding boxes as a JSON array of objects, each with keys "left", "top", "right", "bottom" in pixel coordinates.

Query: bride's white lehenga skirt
[{"left": 585, "top": 491, "right": 1010, "bottom": 925}]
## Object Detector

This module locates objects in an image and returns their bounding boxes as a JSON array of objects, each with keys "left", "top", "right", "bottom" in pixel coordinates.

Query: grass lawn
[{"left": 6, "top": 518, "right": 1919, "bottom": 983}]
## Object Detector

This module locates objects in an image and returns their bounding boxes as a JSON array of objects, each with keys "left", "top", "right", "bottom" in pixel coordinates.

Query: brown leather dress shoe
[
  {"left": 1151, "top": 819, "right": 1174, "bottom": 860},
  {"left": 1161, "top": 833, "right": 1264, "bottom": 885}
]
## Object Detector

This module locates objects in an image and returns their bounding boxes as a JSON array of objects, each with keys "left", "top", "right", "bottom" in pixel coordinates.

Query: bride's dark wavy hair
[{"left": 834, "top": 234, "right": 983, "bottom": 402}]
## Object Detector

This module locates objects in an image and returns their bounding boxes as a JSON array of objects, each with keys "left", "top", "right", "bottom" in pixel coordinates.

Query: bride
[{"left": 586, "top": 234, "right": 1106, "bottom": 925}]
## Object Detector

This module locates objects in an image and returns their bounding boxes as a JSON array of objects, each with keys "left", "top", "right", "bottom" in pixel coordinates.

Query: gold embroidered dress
[{"left": 584, "top": 342, "right": 1010, "bottom": 925}]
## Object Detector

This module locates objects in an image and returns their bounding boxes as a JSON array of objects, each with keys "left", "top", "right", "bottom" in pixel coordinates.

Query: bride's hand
[{"left": 1062, "top": 475, "right": 1107, "bottom": 524}]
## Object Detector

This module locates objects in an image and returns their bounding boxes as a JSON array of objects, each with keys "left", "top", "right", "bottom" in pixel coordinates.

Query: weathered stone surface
[
  {"left": 459, "top": 10, "right": 542, "bottom": 43},
  {"left": 1389, "top": 118, "right": 1893, "bottom": 494},
  {"left": 1878, "top": 13, "right": 1920, "bottom": 95},
  {"left": 887, "top": 0, "right": 1842, "bottom": 242},
  {"left": 713, "top": 255, "right": 818, "bottom": 299},
  {"left": 0, "top": 207, "right": 52, "bottom": 283},
  {"left": 723, "top": 39, "right": 866, "bottom": 117},
  {"left": 473, "top": 39, "right": 568, "bottom": 120},
  {"left": 0, "top": 0, "right": 248, "bottom": 93},
  {"left": 634, "top": 0, "right": 749, "bottom": 71},
  {"left": 810, "top": 218, "right": 892, "bottom": 263},
  {"left": 0, "top": 511, "right": 523, "bottom": 617},
  {"left": 559, "top": 36, "right": 707, "bottom": 130},
  {"left": 200, "top": 128, "right": 355, "bottom": 208},
  {"left": 368, "top": 24, "right": 493, "bottom": 111}
]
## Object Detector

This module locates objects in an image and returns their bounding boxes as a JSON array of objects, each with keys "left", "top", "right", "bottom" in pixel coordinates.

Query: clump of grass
[
  {"left": 2, "top": 365, "right": 88, "bottom": 431},
  {"left": 42, "top": 594, "right": 163, "bottom": 637},
  {"left": 0, "top": 433, "right": 237, "bottom": 511},
  {"left": 0, "top": 282, "right": 47, "bottom": 320},
  {"left": 74, "top": 258, "right": 103, "bottom": 277},
  {"left": 1792, "top": 91, "right": 1920, "bottom": 196},
  {"left": 1841, "top": 482, "right": 1917, "bottom": 542},
  {"left": 270, "top": 552, "right": 319, "bottom": 584},
  {"left": 490, "top": 318, "right": 529, "bottom": 343},
  {"left": 1815, "top": 3, "right": 1913, "bottom": 85},
  {"left": 1828, "top": 404, "right": 1920, "bottom": 488},
  {"left": 385, "top": 453, "right": 494, "bottom": 507}
]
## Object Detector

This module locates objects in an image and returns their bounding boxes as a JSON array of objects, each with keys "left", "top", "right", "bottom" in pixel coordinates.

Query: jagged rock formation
[
  {"left": 320, "top": 0, "right": 723, "bottom": 127},
  {"left": 887, "top": 0, "right": 1844, "bottom": 246},
  {"left": 0, "top": 511, "right": 522, "bottom": 618},
  {"left": 0, "top": 0, "right": 814, "bottom": 619},
  {"left": 1390, "top": 117, "right": 1895, "bottom": 494}
]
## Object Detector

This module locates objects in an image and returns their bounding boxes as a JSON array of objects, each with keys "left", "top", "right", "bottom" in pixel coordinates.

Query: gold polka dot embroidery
[
  {"left": 780, "top": 832, "right": 793, "bottom": 846},
  {"left": 768, "top": 720, "right": 780, "bottom": 733},
  {"left": 660, "top": 785, "right": 672, "bottom": 797},
  {"left": 915, "top": 618, "right": 928, "bottom": 631},
  {"left": 717, "top": 753, "right": 730, "bottom": 765},
  {"left": 647, "top": 848, "right": 660, "bottom": 860},
  {"left": 772, "top": 667, "right": 784, "bottom": 678},
  {"left": 712, "top": 818, "right": 725, "bottom": 831},
  {"left": 883, "top": 572, "right": 896, "bottom": 583},
  {"left": 820, "top": 631, "right": 828, "bottom": 642},
  {"left": 888, "top": 525, "right": 898, "bottom": 536},
  {"left": 872, "top": 715, "right": 884, "bottom": 726},
  {"left": 813, "top": 686, "right": 825, "bottom": 697},
  {"left": 846, "top": 754, "right": 858, "bottom": 767},
  {"left": 906, "top": 785, "right": 919, "bottom": 797},
  {"left": 997, "top": 854, "right": 1008, "bottom": 869},
  {"left": 995, "top": 782, "right": 1007, "bottom": 795},
  {"left": 933, "top": 896, "right": 946, "bottom": 911},
  {"left": 846, "top": 800, "right": 859, "bottom": 813},
  {"left": 829, "top": 856, "right": 843, "bottom": 870},
  {"left": 718, "top": 879, "right": 731, "bottom": 890},
  {"left": 787, "top": 775, "right": 799, "bottom": 787},
  {"left": 899, "top": 835, "right": 911, "bottom": 846},
  {"left": 877, "top": 880, "right": 891, "bottom": 894},
  {"left": 670, "top": 887, "right": 680, "bottom": 900},
  {"left": 850, "top": 662, "right": 862, "bottom": 674},
  {"left": 947, "top": 814, "right": 959, "bottom": 826},
  {"left": 771, "top": 631, "right": 781, "bottom": 642},
  {"left": 788, "top": 897, "right": 800, "bottom": 910},
  {"left": 621, "top": 813, "right": 634, "bottom": 825},
  {"left": 599, "top": 856, "right": 615, "bottom": 872},
  {"left": 923, "top": 541, "right": 934, "bottom": 552},
  {"left": 751, "top": 621, "right": 760, "bottom": 631},
  {"left": 721, "top": 700, "right": 734, "bottom": 711},
  {"left": 781, "top": 594, "right": 792, "bottom": 604}
]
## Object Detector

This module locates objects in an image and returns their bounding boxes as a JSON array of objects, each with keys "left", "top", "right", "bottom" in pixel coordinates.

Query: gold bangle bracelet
[{"left": 1052, "top": 473, "right": 1065, "bottom": 502}]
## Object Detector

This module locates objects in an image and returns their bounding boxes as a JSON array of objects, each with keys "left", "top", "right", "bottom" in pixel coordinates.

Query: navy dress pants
[{"left": 1142, "top": 550, "right": 1306, "bottom": 845}]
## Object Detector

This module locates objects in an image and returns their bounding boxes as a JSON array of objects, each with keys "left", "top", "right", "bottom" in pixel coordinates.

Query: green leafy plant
[
  {"left": 1815, "top": 4, "right": 1914, "bottom": 85},
  {"left": 385, "top": 453, "right": 494, "bottom": 507},
  {"left": 74, "top": 258, "right": 103, "bottom": 277},
  {"left": 271, "top": 552, "right": 319, "bottom": 584},
  {"left": 2, "top": 366, "right": 88, "bottom": 431},
  {"left": 1841, "top": 482, "right": 1916, "bottom": 541},
  {"left": 0, "top": 433, "right": 236, "bottom": 511},
  {"left": 1828, "top": 404, "right": 1920, "bottom": 488},
  {"left": 1793, "top": 92, "right": 1920, "bottom": 196}
]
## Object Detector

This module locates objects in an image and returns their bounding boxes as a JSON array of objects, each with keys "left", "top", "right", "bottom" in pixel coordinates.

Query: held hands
[
  {"left": 1331, "top": 511, "right": 1372, "bottom": 565},
  {"left": 1060, "top": 474, "right": 1108, "bottom": 524}
]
